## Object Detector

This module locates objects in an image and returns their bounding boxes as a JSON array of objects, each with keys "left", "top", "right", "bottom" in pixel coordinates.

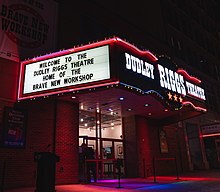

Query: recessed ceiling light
[
  {"left": 119, "top": 97, "right": 125, "bottom": 101},
  {"left": 164, "top": 109, "right": 168, "bottom": 112},
  {"left": 144, "top": 103, "right": 149, "bottom": 107},
  {"left": 108, "top": 108, "right": 113, "bottom": 111},
  {"left": 127, "top": 108, "right": 132, "bottom": 111},
  {"left": 148, "top": 112, "right": 152, "bottom": 116}
]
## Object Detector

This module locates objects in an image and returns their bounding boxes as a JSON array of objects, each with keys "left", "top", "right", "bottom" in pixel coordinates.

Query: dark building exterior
[{"left": 0, "top": 0, "right": 220, "bottom": 189}]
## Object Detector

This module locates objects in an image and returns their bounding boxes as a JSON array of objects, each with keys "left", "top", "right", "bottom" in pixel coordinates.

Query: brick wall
[
  {"left": 0, "top": 98, "right": 80, "bottom": 189},
  {"left": 135, "top": 116, "right": 189, "bottom": 177},
  {"left": 55, "top": 100, "right": 79, "bottom": 184},
  {"left": 123, "top": 115, "right": 138, "bottom": 177},
  {"left": 0, "top": 58, "right": 19, "bottom": 101},
  {"left": 136, "top": 116, "right": 159, "bottom": 177},
  {"left": 0, "top": 99, "right": 54, "bottom": 188}
]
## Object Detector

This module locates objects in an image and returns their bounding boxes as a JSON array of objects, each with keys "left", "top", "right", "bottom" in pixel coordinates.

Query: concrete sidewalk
[{"left": 4, "top": 170, "right": 220, "bottom": 192}]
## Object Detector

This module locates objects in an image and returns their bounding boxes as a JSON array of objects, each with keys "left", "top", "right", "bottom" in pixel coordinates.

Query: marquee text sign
[
  {"left": 23, "top": 45, "right": 110, "bottom": 94},
  {"left": 124, "top": 52, "right": 206, "bottom": 101},
  {"left": 201, "top": 124, "right": 220, "bottom": 134}
]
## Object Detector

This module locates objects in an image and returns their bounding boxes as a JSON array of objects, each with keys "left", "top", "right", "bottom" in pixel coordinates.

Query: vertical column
[
  {"left": 123, "top": 115, "right": 138, "bottom": 177},
  {"left": 95, "top": 108, "right": 100, "bottom": 179},
  {"left": 185, "top": 122, "right": 208, "bottom": 170},
  {"left": 95, "top": 108, "right": 99, "bottom": 159},
  {"left": 55, "top": 100, "right": 79, "bottom": 184},
  {"left": 135, "top": 116, "right": 153, "bottom": 178},
  {"left": 198, "top": 124, "right": 209, "bottom": 169},
  {"left": 183, "top": 124, "right": 193, "bottom": 171},
  {"left": 97, "top": 108, "right": 104, "bottom": 178}
]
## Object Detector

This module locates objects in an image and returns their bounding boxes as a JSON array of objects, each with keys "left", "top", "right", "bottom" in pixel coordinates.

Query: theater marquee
[
  {"left": 18, "top": 37, "right": 206, "bottom": 104},
  {"left": 19, "top": 45, "right": 110, "bottom": 99}
]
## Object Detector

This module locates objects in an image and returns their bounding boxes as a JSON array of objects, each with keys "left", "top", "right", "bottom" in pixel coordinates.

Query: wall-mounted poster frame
[
  {"left": 159, "top": 129, "right": 169, "bottom": 153},
  {"left": 2, "top": 107, "right": 27, "bottom": 148},
  {"left": 117, "top": 144, "right": 123, "bottom": 157}
]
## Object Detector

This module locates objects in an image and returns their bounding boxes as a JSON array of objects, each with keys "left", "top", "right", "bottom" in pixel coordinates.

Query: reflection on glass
[{"left": 79, "top": 106, "right": 122, "bottom": 139}]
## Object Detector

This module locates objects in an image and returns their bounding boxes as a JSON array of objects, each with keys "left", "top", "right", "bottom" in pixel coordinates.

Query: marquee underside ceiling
[{"left": 61, "top": 87, "right": 206, "bottom": 126}]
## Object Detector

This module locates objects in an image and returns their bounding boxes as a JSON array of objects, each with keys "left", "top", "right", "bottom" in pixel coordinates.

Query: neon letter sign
[
  {"left": 185, "top": 81, "right": 206, "bottom": 100},
  {"left": 125, "top": 53, "right": 154, "bottom": 79},
  {"left": 158, "top": 64, "right": 186, "bottom": 95}
]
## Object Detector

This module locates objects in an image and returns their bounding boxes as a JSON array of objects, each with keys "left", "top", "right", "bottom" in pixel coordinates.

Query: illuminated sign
[
  {"left": 123, "top": 54, "right": 206, "bottom": 101},
  {"left": 157, "top": 64, "right": 205, "bottom": 101},
  {"left": 201, "top": 124, "right": 220, "bottom": 135},
  {"left": 185, "top": 81, "right": 206, "bottom": 100},
  {"left": 2, "top": 107, "right": 27, "bottom": 148},
  {"left": 158, "top": 64, "right": 186, "bottom": 95},
  {"left": 125, "top": 53, "right": 154, "bottom": 79},
  {"left": 22, "top": 45, "right": 110, "bottom": 94},
  {"left": 18, "top": 37, "right": 206, "bottom": 104}
]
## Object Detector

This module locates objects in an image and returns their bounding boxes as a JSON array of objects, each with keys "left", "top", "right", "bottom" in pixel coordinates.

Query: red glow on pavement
[
  {"left": 180, "top": 176, "right": 218, "bottom": 181},
  {"left": 5, "top": 174, "right": 220, "bottom": 192}
]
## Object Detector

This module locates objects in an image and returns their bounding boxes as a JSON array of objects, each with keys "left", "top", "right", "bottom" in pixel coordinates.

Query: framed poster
[
  {"left": 117, "top": 144, "right": 123, "bottom": 157},
  {"left": 159, "top": 129, "right": 169, "bottom": 153},
  {"left": 2, "top": 107, "right": 27, "bottom": 148}
]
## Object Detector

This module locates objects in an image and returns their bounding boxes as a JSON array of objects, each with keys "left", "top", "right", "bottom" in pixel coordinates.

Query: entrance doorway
[{"left": 78, "top": 104, "right": 124, "bottom": 181}]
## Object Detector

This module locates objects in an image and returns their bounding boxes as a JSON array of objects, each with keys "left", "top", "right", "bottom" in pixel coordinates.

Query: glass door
[{"left": 79, "top": 104, "right": 124, "bottom": 180}]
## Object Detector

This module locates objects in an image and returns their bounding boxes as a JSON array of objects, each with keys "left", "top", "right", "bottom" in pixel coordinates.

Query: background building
[
  {"left": 56, "top": 0, "right": 220, "bottom": 170},
  {"left": 1, "top": 0, "right": 220, "bottom": 189}
]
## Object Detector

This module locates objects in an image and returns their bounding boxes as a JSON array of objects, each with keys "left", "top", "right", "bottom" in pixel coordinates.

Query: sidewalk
[{"left": 4, "top": 169, "right": 220, "bottom": 192}]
